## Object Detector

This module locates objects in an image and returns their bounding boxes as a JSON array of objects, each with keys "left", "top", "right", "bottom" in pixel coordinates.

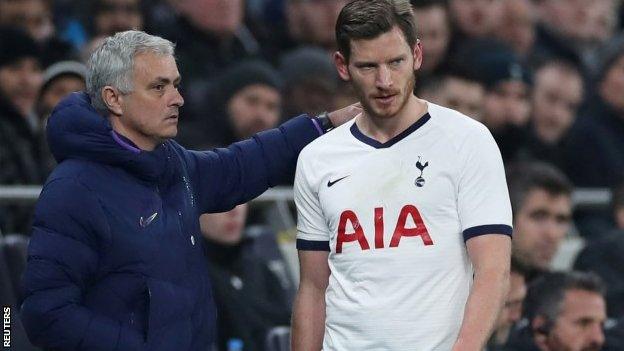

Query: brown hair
[{"left": 335, "top": 0, "right": 418, "bottom": 62}]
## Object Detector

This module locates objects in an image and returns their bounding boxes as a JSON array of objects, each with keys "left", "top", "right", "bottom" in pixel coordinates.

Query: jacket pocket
[{"left": 145, "top": 277, "right": 194, "bottom": 349}]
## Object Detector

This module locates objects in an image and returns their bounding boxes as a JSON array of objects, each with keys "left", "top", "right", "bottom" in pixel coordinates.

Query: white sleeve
[
  {"left": 294, "top": 152, "right": 331, "bottom": 250},
  {"left": 457, "top": 124, "right": 513, "bottom": 241}
]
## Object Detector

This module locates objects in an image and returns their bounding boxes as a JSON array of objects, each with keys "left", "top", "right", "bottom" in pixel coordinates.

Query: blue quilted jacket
[{"left": 20, "top": 92, "right": 318, "bottom": 350}]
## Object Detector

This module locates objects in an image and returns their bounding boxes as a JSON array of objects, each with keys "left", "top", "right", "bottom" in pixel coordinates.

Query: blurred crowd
[{"left": 1, "top": 0, "right": 624, "bottom": 350}]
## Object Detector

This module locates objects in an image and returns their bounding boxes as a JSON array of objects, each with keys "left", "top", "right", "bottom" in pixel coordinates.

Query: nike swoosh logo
[
  {"left": 327, "top": 176, "right": 350, "bottom": 187},
  {"left": 140, "top": 212, "right": 158, "bottom": 227}
]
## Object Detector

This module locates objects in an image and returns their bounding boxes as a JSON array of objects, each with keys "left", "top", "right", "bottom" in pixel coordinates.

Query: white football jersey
[{"left": 295, "top": 102, "right": 512, "bottom": 350}]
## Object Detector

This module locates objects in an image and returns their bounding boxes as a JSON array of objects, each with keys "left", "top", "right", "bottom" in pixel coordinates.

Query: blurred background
[{"left": 1, "top": 0, "right": 624, "bottom": 350}]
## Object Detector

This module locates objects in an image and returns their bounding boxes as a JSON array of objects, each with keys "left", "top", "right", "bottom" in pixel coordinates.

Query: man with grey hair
[
  {"left": 507, "top": 271, "right": 607, "bottom": 351},
  {"left": 19, "top": 30, "right": 358, "bottom": 350}
]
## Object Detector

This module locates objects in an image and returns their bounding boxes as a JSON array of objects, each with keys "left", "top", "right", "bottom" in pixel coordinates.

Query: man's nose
[
  {"left": 171, "top": 88, "right": 184, "bottom": 107},
  {"left": 375, "top": 66, "right": 393, "bottom": 89},
  {"left": 588, "top": 324, "right": 605, "bottom": 348}
]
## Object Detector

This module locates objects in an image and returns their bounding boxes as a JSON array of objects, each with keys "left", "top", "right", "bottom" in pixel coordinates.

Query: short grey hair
[
  {"left": 525, "top": 271, "right": 605, "bottom": 331},
  {"left": 86, "top": 30, "right": 175, "bottom": 112}
]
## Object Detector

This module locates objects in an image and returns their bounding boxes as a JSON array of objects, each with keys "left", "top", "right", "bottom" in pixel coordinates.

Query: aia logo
[
  {"left": 415, "top": 156, "right": 429, "bottom": 187},
  {"left": 336, "top": 205, "right": 433, "bottom": 253}
]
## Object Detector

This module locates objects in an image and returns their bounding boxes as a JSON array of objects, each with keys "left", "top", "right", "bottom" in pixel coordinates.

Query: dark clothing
[
  {"left": 160, "top": 17, "right": 261, "bottom": 147},
  {"left": 516, "top": 127, "right": 569, "bottom": 173},
  {"left": 492, "top": 124, "right": 529, "bottom": 164},
  {"left": 0, "top": 96, "right": 44, "bottom": 234},
  {"left": 563, "top": 98, "right": 624, "bottom": 187},
  {"left": 532, "top": 25, "right": 583, "bottom": 70},
  {"left": 204, "top": 237, "right": 292, "bottom": 351},
  {"left": 505, "top": 324, "right": 541, "bottom": 351},
  {"left": 0, "top": 97, "right": 43, "bottom": 185},
  {"left": 20, "top": 92, "right": 319, "bottom": 350},
  {"left": 574, "top": 230, "right": 624, "bottom": 318}
]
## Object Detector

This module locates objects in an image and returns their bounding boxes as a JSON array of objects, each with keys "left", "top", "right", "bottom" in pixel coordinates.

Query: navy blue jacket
[{"left": 20, "top": 92, "right": 319, "bottom": 350}]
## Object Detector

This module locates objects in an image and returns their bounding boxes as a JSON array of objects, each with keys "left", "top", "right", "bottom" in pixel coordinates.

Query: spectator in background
[
  {"left": 574, "top": 180, "right": 624, "bottom": 318},
  {"left": 0, "top": 27, "right": 44, "bottom": 234},
  {"left": 159, "top": 0, "right": 261, "bottom": 126},
  {"left": 534, "top": 0, "right": 620, "bottom": 74},
  {"left": 80, "top": 0, "right": 145, "bottom": 59},
  {"left": 258, "top": 0, "right": 348, "bottom": 62},
  {"left": 521, "top": 59, "right": 584, "bottom": 171},
  {"left": 506, "top": 162, "right": 573, "bottom": 283},
  {"left": 173, "top": 0, "right": 258, "bottom": 77},
  {"left": 92, "top": 0, "right": 143, "bottom": 37},
  {"left": 488, "top": 258, "right": 529, "bottom": 350},
  {"left": 37, "top": 61, "right": 87, "bottom": 120},
  {"left": 280, "top": 46, "right": 339, "bottom": 118},
  {"left": 564, "top": 35, "right": 624, "bottom": 187},
  {"left": 507, "top": 271, "right": 607, "bottom": 351},
  {"left": 419, "top": 69, "right": 485, "bottom": 121},
  {"left": 36, "top": 60, "right": 86, "bottom": 176},
  {"left": 495, "top": 0, "right": 536, "bottom": 60},
  {"left": 459, "top": 39, "right": 531, "bottom": 161},
  {"left": 0, "top": 0, "right": 53, "bottom": 42},
  {"left": 0, "top": 0, "right": 74, "bottom": 66},
  {"left": 411, "top": 0, "right": 451, "bottom": 77},
  {"left": 184, "top": 59, "right": 283, "bottom": 148},
  {"left": 285, "top": 0, "right": 348, "bottom": 52},
  {"left": 448, "top": 0, "right": 503, "bottom": 39},
  {"left": 200, "top": 204, "right": 293, "bottom": 351}
]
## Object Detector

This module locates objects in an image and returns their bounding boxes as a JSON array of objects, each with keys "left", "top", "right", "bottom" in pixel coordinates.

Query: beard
[{"left": 353, "top": 74, "right": 415, "bottom": 120}]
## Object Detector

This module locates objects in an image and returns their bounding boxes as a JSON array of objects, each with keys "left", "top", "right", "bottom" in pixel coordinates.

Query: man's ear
[
  {"left": 413, "top": 39, "right": 423, "bottom": 72},
  {"left": 334, "top": 51, "right": 351, "bottom": 81},
  {"left": 102, "top": 86, "right": 124, "bottom": 116}
]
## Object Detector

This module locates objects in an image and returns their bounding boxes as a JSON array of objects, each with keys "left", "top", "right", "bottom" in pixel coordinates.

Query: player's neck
[{"left": 358, "top": 96, "right": 428, "bottom": 144}]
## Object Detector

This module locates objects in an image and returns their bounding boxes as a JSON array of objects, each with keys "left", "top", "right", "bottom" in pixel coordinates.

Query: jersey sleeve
[
  {"left": 294, "top": 151, "right": 331, "bottom": 251},
  {"left": 457, "top": 124, "right": 513, "bottom": 241}
]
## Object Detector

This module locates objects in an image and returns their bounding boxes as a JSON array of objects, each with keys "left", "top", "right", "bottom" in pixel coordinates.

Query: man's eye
[{"left": 154, "top": 85, "right": 165, "bottom": 91}]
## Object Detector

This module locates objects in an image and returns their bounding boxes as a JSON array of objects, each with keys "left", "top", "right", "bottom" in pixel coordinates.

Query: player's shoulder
[
  {"left": 427, "top": 102, "right": 489, "bottom": 136},
  {"left": 299, "top": 118, "right": 356, "bottom": 162}
]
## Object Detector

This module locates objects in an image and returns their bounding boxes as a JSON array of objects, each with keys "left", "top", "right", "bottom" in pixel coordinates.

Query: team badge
[{"left": 415, "top": 156, "right": 429, "bottom": 187}]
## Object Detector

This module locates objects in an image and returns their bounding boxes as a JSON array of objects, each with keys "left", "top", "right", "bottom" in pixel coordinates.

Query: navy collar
[{"left": 350, "top": 113, "right": 431, "bottom": 149}]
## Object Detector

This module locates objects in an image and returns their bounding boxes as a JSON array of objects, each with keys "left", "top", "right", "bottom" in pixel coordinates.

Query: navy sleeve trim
[
  {"left": 297, "top": 239, "right": 330, "bottom": 251},
  {"left": 463, "top": 224, "right": 513, "bottom": 242}
]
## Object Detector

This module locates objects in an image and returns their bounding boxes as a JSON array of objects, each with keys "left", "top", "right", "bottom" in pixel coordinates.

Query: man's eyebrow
[
  {"left": 387, "top": 54, "right": 406, "bottom": 62},
  {"left": 353, "top": 60, "right": 377, "bottom": 68},
  {"left": 150, "top": 76, "right": 182, "bottom": 85}
]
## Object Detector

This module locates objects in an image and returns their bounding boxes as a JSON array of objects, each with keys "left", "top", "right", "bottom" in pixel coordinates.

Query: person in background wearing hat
[
  {"left": 0, "top": 26, "right": 45, "bottom": 235},
  {"left": 182, "top": 59, "right": 283, "bottom": 149},
  {"left": 457, "top": 39, "right": 532, "bottom": 162},
  {"left": 37, "top": 61, "right": 87, "bottom": 121},
  {"left": 36, "top": 61, "right": 87, "bottom": 176},
  {"left": 279, "top": 46, "right": 340, "bottom": 119},
  {"left": 563, "top": 35, "right": 624, "bottom": 188}
]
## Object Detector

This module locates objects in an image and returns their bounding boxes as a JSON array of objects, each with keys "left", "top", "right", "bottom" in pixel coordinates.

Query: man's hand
[{"left": 327, "top": 102, "right": 362, "bottom": 127}]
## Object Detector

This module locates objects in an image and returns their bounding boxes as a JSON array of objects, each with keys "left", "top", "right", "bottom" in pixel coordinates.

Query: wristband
[{"left": 314, "top": 111, "right": 335, "bottom": 134}]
